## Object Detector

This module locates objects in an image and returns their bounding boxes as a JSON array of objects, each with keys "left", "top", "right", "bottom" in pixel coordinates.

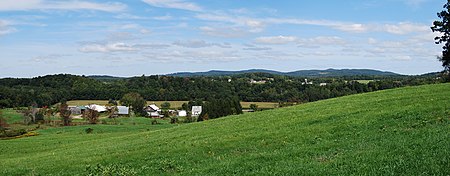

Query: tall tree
[
  {"left": 0, "top": 111, "right": 9, "bottom": 130},
  {"left": 432, "top": 0, "right": 450, "bottom": 72},
  {"left": 59, "top": 101, "right": 72, "bottom": 126},
  {"left": 120, "top": 92, "right": 146, "bottom": 116}
]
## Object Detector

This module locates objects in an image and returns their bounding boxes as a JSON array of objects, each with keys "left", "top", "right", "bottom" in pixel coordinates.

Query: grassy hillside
[{"left": 1, "top": 84, "right": 449, "bottom": 175}]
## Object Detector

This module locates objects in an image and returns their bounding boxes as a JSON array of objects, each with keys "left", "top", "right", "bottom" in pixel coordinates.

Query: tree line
[{"left": 0, "top": 73, "right": 445, "bottom": 108}]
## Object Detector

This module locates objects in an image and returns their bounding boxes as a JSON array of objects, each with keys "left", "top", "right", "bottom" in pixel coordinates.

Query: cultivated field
[
  {"left": 1, "top": 83, "right": 449, "bottom": 175},
  {"left": 66, "top": 100, "right": 279, "bottom": 109}
]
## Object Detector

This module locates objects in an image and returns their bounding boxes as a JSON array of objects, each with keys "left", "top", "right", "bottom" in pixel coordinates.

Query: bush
[
  {"left": 151, "top": 119, "right": 160, "bottom": 125},
  {"left": 85, "top": 128, "right": 94, "bottom": 134},
  {"left": 0, "top": 111, "right": 8, "bottom": 130},
  {"left": 84, "top": 109, "right": 99, "bottom": 124},
  {"left": 0, "top": 129, "right": 27, "bottom": 138}
]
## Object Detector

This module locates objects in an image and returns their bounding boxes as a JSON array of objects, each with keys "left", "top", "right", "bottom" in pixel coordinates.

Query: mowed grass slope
[{"left": 1, "top": 83, "right": 449, "bottom": 175}]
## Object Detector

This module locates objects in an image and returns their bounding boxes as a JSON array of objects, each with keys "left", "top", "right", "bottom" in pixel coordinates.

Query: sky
[{"left": 0, "top": 0, "right": 446, "bottom": 77}]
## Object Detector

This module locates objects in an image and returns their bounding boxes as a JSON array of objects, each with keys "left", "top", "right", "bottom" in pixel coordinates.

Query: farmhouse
[
  {"left": 191, "top": 106, "right": 202, "bottom": 116},
  {"left": 145, "top": 104, "right": 163, "bottom": 118}
]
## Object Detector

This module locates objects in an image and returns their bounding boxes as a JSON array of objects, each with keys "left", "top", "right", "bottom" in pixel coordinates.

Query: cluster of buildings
[{"left": 67, "top": 104, "right": 202, "bottom": 118}]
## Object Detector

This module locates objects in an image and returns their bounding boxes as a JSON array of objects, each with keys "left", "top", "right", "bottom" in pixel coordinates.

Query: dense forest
[{"left": 0, "top": 72, "right": 445, "bottom": 108}]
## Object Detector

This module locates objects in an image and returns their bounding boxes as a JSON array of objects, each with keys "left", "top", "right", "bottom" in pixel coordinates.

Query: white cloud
[
  {"left": 153, "top": 14, "right": 173, "bottom": 20},
  {"left": 115, "top": 13, "right": 149, "bottom": 20},
  {"left": 199, "top": 26, "right": 249, "bottom": 38},
  {"left": 368, "top": 38, "right": 378, "bottom": 44},
  {"left": 242, "top": 44, "right": 272, "bottom": 51},
  {"left": 298, "top": 36, "right": 347, "bottom": 47},
  {"left": 332, "top": 23, "right": 368, "bottom": 33},
  {"left": 79, "top": 42, "right": 137, "bottom": 53},
  {"left": 381, "top": 22, "right": 428, "bottom": 35},
  {"left": 0, "top": 20, "right": 17, "bottom": 35},
  {"left": 254, "top": 36, "right": 297, "bottom": 45},
  {"left": 173, "top": 40, "right": 231, "bottom": 48},
  {"left": 143, "top": 50, "right": 240, "bottom": 63},
  {"left": 243, "top": 47, "right": 272, "bottom": 51},
  {"left": 31, "top": 54, "right": 70, "bottom": 63},
  {"left": 0, "top": 0, "right": 126, "bottom": 12},
  {"left": 142, "top": 0, "right": 202, "bottom": 11},
  {"left": 196, "top": 13, "right": 265, "bottom": 32},
  {"left": 196, "top": 13, "right": 429, "bottom": 35},
  {"left": 392, "top": 55, "right": 413, "bottom": 61}
]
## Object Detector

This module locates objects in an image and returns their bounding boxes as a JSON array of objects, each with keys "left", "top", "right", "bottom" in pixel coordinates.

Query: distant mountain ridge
[
  {"left": 167, "top": 68, "right": 401, "bottom": 77},
  {"left": 87, "top": 75, "right": 125, "bottom": 81}
]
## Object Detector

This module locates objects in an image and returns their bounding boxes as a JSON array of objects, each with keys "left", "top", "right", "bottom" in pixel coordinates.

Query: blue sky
[{"left": 0, "top": 0, "right": 445, "bottom": 77}]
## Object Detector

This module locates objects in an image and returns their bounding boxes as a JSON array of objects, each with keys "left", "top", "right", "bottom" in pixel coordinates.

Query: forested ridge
[{"left": 0, "top": 72, "right": 443, "bottom": 108}]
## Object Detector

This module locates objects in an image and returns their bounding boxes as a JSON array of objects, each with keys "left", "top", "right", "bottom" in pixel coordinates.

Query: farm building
[
  {"left": 117, "top": 106, "right": 129, "bottom": 115},
  {"left": 178, "top": 110, "right": 187, "bottom": 117},
  {"left": 86, "top": 104, "right": 107, "bottom": 112},
  {"left": 191, "top": 106, "right": 202, "bottom": 116},
  {"left": 145, "top": 104, "right": 163, "bottom": 118},
  {"left": 68, "top": 106, "right": 82, "bottom": 115}
]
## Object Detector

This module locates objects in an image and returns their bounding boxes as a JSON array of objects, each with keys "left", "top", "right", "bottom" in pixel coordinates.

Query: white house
[
  {"left": 301, "top": 79, "right": 313, "bottom": 85},
  {"left": 191, "top": 106, "right": 202, "bottom": 116},
  {"left": 117, "top": 106, "right": 129, "bottom": 115},
  {"left": 178, "top": 110, "right": 187, "bottom": 117}
]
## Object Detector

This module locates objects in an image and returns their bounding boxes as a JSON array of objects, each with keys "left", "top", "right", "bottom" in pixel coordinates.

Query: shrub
[
  {"left": 84, "top": 109, "right": 99, "bottom": 124},
  {"left": 85, "top": 128, "right": 94, "bottom": 134},
  {"left": 170, "top": 117, "right": 178, "bottom": 124},
  {"left": 0, "top": 129, "right": 27, "bottom": 138},
  {"left": 0, "top": 111, "right": 9, "bottom": 130},
  {"left": 151, "top": 119, "right": 160, "bottom": 125},
  {"left": 59, "top": 102, "right": 72, "bottom": 126}
]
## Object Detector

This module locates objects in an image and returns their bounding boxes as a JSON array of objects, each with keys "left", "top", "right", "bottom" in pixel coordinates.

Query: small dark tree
[
  {"left": 120, "top": 92, "right": 146, "bottom": 117},
  {"left": 181, "top": 103, "right": 188, "bottom": 111},
  {"left": 108, "top": 106, "right": 118, "bottom": 118},
  {"left": 432, "top": 0, "right": 450, "bottom": 73},
  {"left": 249, "top": 104, "right": 258, "bottom": 111},
  {"left": 161, "top": 102, "right": 171, "bottom": 109},
  {"left": 85, "top": 108, "right": 99, "bottom": 124},
  {"left": 108, "top": 99, "right": 118, "bottom": 106},
  {"left": 59, "top": 101, "right": 72, "bottom": 126}
]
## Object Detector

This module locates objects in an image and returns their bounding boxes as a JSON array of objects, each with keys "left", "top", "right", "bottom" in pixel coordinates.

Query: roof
[
  {"left": 148, "top": 104, "right": 160, "bottom": 111},
  {"left": 85, "top": 104, "right": 107, "bottom": 112}
]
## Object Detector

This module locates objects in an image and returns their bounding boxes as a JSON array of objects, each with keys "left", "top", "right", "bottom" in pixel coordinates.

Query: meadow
[{"left": 1, "top": 83, "right": 449, "bottom": 175}]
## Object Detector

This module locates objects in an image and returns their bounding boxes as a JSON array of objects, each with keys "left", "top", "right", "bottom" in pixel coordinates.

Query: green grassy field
[
  {"left": 66, "top": 100, "right": 279, "bottom": 109},
  {"left": 355, "top": 79, "right": 374, "bottom": 84},
  {"left": 1, "top": 83, "right": 449, "bottom": 175}
]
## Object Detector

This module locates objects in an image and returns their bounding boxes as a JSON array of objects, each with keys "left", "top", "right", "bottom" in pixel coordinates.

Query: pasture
[{"left": 1, "top": 83, "right": 449, "bottom": 175}]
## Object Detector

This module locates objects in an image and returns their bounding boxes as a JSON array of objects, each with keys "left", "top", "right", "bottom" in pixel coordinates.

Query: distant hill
[
  {"left": 87, "top": 75, "right": 125, "bottom": 81},
  {"left": 167, "top": 68, "right": 401, "bottom": 77}
]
